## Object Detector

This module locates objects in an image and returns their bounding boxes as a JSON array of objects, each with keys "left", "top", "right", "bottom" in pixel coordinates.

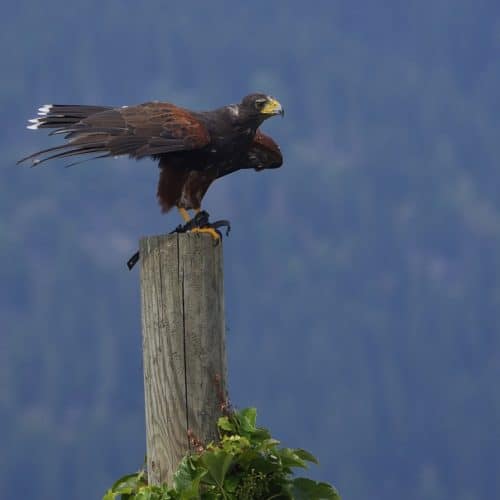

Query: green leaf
[
  {"left": 278, "top": 448, "right": 308, "bottom": 469},
  {"left": 238, "top": 407, "right": 257, "bottom": 433},
  {"left": 217, "top": 416, "right": 235, "bottom": 433},
  {"left": 239, "top": 453, "right": 281, "bottom": 475},
  {"left": 261, "top": 438, "right": 281, "bottom": 449},
  {"left": 291, "top": 478, "right": 341, "bottom": 500},
  {"left": 293, "top": 448, "right": 319, "bottom": 464},
  {"left": 251, "top": 427, "right": 272, "bottom": 442},
  {"left": 134, "top": 490, "right": 153, "bottom": 500},
  {"left": 180, "top": 470, "right": 206, "bottom": 499},
  {"left": 173, "top": 457, "right": 195, "bottom": 491},
  {"left": 200, "top": 450, "right": 233, "bottom": 488},
  {"left": 108, "top": 471, "right": 146, "bottom": 494},
  {"left": 173, "top": 456, "right": 206, "bottom": 497},
  {"left": 223, "top": 474, "right": 240, "bottom": 493},
  {"left": 132, "top": 485, "right": 176, "bottom": 500}
]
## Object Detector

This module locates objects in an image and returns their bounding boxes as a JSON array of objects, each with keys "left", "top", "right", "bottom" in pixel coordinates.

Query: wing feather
[
  {"left": 249, "top": 130, "right": 283, "bottom": 170},
  {"left": 19, "top": 101, "right": 210, "bottom": 166}
]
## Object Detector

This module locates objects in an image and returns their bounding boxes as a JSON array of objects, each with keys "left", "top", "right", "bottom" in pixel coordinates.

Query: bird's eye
[{"left": 255, "top": 98, "right": 267, "bottom": 109}]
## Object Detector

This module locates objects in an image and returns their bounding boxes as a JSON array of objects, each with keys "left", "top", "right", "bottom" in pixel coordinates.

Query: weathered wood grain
[{"left": 139, "top": 233, "right": 227, "bottom": 485}]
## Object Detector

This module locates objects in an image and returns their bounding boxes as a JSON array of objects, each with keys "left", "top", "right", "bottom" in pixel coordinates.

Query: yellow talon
[{"left": 191, "top": 227, "right": 221, "bottom": 242}]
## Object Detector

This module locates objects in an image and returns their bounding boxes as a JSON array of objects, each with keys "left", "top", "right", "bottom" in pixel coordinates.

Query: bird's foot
[
  {"left": 170, "top": 210, "right": 210, "bottom": 233},
  {"left": 191, "top": 226, "right": 222, "bottom": 241},
  {"left": 170, "top": 211, "right": 231, "bottom": 243},
  {"left": 127, "top": 212, "right": 231, "bottom": 270}
]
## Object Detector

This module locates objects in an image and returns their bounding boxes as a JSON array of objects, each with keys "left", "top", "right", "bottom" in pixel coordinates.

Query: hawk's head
[{"left": 238, "top": 93, "right": 284, "bottom": 122}]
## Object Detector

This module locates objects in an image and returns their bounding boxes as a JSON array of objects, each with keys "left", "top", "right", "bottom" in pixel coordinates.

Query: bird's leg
[
  {"left": 169, "top": 207, "right": 196, "bottom": 234},
  {"left": 178, "top": 207, "right": 191, "bottom": 223}
]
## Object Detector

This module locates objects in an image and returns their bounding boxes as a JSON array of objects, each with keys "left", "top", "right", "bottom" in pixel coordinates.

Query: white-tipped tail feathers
[
  {"left": 27, "top": 118, "right": 41, "bottom": 129},
  {"left": 26, "top": 104, "right": 52, "bottom": 130},
  {"left": 26, "top": 105, "right": 52, "bottom": 129},
  {"left": 38, "top": 104, "right": 52, "bottom": 116}
]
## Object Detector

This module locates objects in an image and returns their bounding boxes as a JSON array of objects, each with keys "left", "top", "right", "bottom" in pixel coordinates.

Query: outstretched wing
[
  {"left": 215, "top": 130, "right": 283, "bottom": 179},
  {"left": 247, "top": 130, "right": 283, "bottom": 170},
  {"left": 18, "top": 102, "right": 210, "bottom": 166}
]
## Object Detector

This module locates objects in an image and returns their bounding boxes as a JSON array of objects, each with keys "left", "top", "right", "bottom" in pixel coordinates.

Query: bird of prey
[{"left": 18, "top": 94, "right": 284, "bottom": 248}]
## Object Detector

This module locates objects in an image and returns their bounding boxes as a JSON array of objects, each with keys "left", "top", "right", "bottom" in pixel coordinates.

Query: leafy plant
[{"left": 104, "top": 407, "right": 340, "bottom": 500}]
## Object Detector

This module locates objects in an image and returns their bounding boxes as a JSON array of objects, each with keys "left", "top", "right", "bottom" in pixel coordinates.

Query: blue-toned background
[{"left": 2, "top": 2, "right": 499, "bottom": 498}]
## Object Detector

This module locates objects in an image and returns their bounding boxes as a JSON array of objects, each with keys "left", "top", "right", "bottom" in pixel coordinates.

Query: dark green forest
[{"left": 1, "top": 2, "right": 500, "bottom": 499}]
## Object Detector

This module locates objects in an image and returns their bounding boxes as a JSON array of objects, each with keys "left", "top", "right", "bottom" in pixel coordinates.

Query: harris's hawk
[{"left": 18, "top": 94, "right": 284, "bottom": 252}]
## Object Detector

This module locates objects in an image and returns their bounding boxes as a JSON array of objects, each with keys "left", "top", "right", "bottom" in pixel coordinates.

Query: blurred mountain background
[{"left": 1, "top": 1, "right": 500, "bottom": 499}]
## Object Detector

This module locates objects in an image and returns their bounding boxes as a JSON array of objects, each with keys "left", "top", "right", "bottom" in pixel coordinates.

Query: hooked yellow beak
[{"left": 260, "top": 97, "right": 284, "bottom": 117}]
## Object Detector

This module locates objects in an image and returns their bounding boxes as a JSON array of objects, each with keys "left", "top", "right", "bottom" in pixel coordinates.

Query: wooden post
[{"left": 139, "top": 233, "right": 227, "bottom": 485}]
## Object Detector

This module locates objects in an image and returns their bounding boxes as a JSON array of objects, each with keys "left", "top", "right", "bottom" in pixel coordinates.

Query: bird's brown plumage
[
  {"left": 19, "top": 94, "right": 284, "bottom": 216},
  {"left": 156, "top": 130, "right": 282, "bottom": 212}
]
